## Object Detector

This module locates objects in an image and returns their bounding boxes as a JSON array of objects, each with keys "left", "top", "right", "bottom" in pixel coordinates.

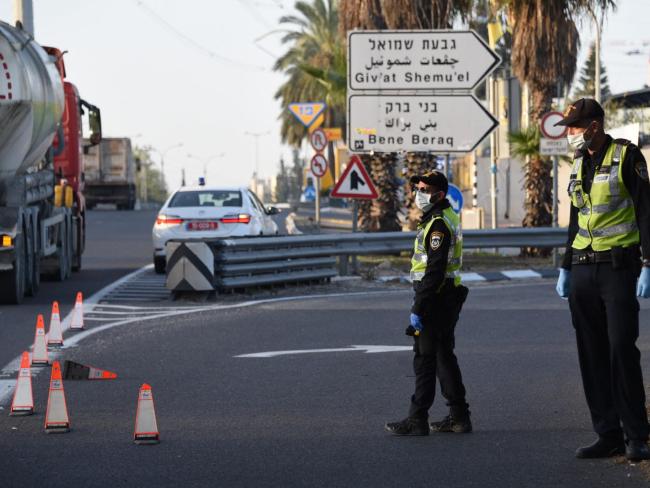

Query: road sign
[
  {"left": 235, "top": 345, "right": 413, "bottom": 358},
  {"left": 331, "top": 155, "right": 378, "bottom": 199},
  {"left": 288, "top": 102, "right": 326, "bottom": 128},
  {"left": 323, "top": 127, "right": 342, "bottom": 141},
  {"left": 348, "top": 30, "right": 500, "bottom": 91},
  {"left": 540, "top": 111, "right": 567, "bottom": 139},
  {"left": 540, "top": 138, "right": 569, "bottom": 156},
  {"left": 309, "top": 128, "right": 328, "bottom": 152},
  {"left": 446, "top": 184, "right": 464, "bottom": 214},
  {"left": 348, "top": 94, "right": 498, "bottom": 153},
  {"left": 310, "top": 154, "right": 328, "bottom": 178}
]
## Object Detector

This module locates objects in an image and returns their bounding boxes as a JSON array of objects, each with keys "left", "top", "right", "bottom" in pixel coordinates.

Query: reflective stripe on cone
[
  {"left": 134, "top": 383, "right": 159, "bottom": 444},
  {"left": 10, "top": 352, "right": 33, "bottom": 416},
  {"left": 44, "top": 361, "right": 70, "bottom": 433}
]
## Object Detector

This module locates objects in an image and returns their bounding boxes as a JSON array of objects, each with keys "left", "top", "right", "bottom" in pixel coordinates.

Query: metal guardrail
[{"left": 166, "top": 227, "right": 568, "bottom": 293}]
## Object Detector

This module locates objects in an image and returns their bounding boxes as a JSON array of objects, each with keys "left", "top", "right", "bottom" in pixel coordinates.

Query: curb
[{"left": 376, "top": 268, "right": 560, "bottom": 284}]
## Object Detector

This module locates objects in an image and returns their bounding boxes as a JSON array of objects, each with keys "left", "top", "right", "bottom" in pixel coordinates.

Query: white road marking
[
  {"left": 235, "top": 345, "right": 413, "bottom": 358},
  {"left": 502, "top": 269, "right": 543, "bottom": 279},
  {"left": 0, "top": 278, "right": 556, "bottom": 405}
]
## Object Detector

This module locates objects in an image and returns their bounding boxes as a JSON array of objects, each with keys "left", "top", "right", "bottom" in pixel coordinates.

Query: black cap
[
  {"left": 554, "top": 98, "right": 605, "bottom": 127},
  {"left": 410, "top": 170, "right": 448, "bottom": 194}
]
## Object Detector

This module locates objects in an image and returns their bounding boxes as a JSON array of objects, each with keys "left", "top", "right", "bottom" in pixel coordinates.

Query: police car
[{"left": 152, "top": 184, "right": 279, "bottom": 273}]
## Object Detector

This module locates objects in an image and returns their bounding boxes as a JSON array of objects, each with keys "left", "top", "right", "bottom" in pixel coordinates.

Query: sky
[{"left": 0, "top": 0, "right": 648, "bottom": 192}]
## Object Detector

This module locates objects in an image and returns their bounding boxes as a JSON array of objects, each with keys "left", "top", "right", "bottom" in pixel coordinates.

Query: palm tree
[
  {"left": 503, "top": 0, "right": 615, "bottom": 245},
  {"left": 274, "top": 0, "right": 342, "bottom": 146}
]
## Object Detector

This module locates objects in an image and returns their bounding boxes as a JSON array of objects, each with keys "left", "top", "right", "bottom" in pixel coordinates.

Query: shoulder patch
[
  {"left": 635, "top": 160, "right": 649, "bottom": 182},
  {"left": 430, "top": 231, "right": 444, "bottom": 251}
]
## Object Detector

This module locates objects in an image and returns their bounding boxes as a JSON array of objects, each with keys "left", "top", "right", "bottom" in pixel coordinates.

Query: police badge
[{"left": 430, "top": 231, "right": 444, "bottom": 250}]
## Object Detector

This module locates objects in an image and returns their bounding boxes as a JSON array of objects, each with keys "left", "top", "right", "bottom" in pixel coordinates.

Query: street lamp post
[
  {"left": 587, "top": 7, "right": 601, "bottom": 103},
  {"left": 245, "top": 131, "right": 270, "bottom": 194},
  {"left": 151, "top": 142, "right": 183, "bottom": 189},
  {"left": 187, "top": 153, "right": 225, "bottom": 183}
]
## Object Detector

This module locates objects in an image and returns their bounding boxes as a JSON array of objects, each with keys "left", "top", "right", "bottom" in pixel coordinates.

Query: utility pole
[
  {"left": 187, "top": 153, "right": 225, "bottom": 182},
  {"left": 245, "top": 131, "right": 270, "bottom": 194},
  {"left": 152, "top": 143, "right": 183, "bottom": 190},
  {"left": 13, "top": 0, "right": 34, "bottom": 37},
  {"left": 588, "top": 7, "right": 601, "bottom": 103}
]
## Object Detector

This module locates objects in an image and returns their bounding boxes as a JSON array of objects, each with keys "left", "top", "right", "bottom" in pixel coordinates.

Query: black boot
[
  {"left": 625, "top": 440, "right": 650, "bottom": 462},
  {"left": 384, "top": 417, "right": 429, "bottom": 436},
  {"left": 575, "top": 437, "right": 625, "bottom": 459},
  {"left": 430, "top": 414, "right": 472, "bottom": 433}
]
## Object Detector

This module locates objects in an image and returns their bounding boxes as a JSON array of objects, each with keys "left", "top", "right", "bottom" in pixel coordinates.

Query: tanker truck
[{"left": 0, "top": 21, "right": 101, "bottom": 304}]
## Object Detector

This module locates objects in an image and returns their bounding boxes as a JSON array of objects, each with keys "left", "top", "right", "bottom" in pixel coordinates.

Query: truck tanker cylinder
[{"left": 0, "top": 20, "right": 64, "bottom": 188}]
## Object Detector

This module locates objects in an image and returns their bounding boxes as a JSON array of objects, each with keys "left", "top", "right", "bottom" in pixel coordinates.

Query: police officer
[
  {"left": 385, "top": 171, "right": 471, "bottom": 436},
  {"left": 555, "top": 98, "right": 650, "bottom": 462}
]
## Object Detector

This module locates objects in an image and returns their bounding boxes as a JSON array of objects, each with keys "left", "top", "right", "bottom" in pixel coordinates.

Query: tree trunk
[
  {"left": 357, "top": 153, "right": 401, "bottom": 231},
  {"left": 521, "top": 85, "right": 555, "bottom": 257}
]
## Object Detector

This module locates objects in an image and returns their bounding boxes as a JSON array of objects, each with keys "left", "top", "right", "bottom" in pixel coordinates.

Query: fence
[{"left": 164, "top": 227, "right": 568, "bottom": 293}]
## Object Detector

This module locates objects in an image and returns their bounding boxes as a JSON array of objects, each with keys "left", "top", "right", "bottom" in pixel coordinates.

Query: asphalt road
[
  {"left": 1, "top": 278, "right": 650, "bottom": 487},
  {"left": 0, "top": 209, "right": 157, "bottom": 371}
]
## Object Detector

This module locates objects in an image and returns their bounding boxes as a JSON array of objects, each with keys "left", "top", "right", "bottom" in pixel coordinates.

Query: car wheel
[{"left": 154, "top": 255, "right": 166, "bottom": 274}]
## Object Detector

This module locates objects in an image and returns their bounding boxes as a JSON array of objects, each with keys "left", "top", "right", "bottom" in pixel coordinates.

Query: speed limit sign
[
  {"left": 310, "top": 154, "right": 328, "bottom": 178},
  {"left": 309, "top": 128, "right": 328, "bottom": 152}
]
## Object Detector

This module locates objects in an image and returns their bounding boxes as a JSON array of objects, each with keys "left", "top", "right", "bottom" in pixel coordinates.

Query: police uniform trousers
[
  {"left": 409, "top": 285, "right": 469, "bottom": 420},
  {"left": 569, "top": 261, "right": 650, "bottom": 441}
]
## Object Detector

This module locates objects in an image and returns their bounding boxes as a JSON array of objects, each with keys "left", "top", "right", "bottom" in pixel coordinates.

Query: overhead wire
[{"left": 131, "top": 0, "right": 268, "bottom": 72}]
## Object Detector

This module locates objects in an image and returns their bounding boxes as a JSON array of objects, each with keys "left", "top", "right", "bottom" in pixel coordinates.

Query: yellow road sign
[{"left": 288, "top": 102, "right": 326, "bottom": 128}]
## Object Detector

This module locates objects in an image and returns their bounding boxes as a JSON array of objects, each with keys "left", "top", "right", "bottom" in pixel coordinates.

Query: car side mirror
[{"left": 266, "top": 206, "right": 280, "bottom": 215}]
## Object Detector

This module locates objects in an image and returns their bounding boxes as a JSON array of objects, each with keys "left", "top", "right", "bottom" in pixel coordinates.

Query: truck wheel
[
  {"left": 29, "top": 250, "right": 40, "bottom": 296},
  {"left": 154, "top": 255, "right": 166, "bottom": 274},
  {"left": 0, "top": 234, "right": 25, "bottom": 304},
  {"left": 64, "top": 218, "right": 73, "bottom": 279},
  {"left": 72, "top": 216, "right": 83, "bottom": 272}
]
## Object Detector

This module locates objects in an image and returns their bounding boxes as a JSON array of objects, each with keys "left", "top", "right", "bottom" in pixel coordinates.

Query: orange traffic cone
[
  {"left": 47, "top": 301, "right": 63, "bottom": 347},
  {"left": 62, "top": 360, "right": 117, "bottom": 380},
  {"left": 134, "top": 384, "right": 159, "bottom": 444},
  {"left": 10, "top": 352, "right": 33, "bottom": 416},
  {"left": 70, "top": 292, "right": 84, "bottom": 330},
  {"left": 31, "top": 315, "right": 49, "bottom": 366},
  {"left": 44, "top": 361, "right": 70, "bottom": 433}
]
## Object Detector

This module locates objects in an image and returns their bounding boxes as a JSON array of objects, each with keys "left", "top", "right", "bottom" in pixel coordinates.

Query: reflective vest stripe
[
  {"left": 609, "top": 144, "right": 624, "bottom": 198},
  {"left": 579, "top": 198, "right": 633, "bottom": 215},
  {"left": 577, "top": 221, "right": 638, "bottom": 239}
]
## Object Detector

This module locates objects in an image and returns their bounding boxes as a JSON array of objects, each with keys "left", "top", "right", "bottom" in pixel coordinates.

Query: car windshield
[{"left": 168, "top": 190, "right": 242, "bottom": 208}]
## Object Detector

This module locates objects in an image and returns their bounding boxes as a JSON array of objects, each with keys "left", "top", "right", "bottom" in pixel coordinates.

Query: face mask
[
  {"left": 567, "top": 126, "right": 593, "bottom": 151},
  {"left": 415, "top": 190, "right": 433, "bottom": 211}
]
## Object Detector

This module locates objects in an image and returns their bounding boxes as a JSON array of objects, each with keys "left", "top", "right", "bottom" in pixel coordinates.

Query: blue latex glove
[
  {"left": 556, "top": 269, "right": 571, "bottom": 298},
  {"left": 637, "top": 267, "right": 650, "bottom": 298},
  {"left": 410, "top": 313, "right": 424, "bottom": 333}
]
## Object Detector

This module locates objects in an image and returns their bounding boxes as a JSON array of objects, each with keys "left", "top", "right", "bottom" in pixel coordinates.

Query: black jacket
[
  {"left": 412, "top": 199, "right": 453, "bottom": 316},
  {"left": 562, "top": 136, "right": 650, "bottom": 269}
]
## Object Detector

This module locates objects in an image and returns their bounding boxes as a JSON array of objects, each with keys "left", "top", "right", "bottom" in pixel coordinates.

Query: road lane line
[{"left": 0, "top": 278, "right": 557, "bottom": 405}]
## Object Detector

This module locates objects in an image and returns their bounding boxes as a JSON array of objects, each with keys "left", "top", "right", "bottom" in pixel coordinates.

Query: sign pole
[
  {"left": 552, "top": 154, "right": 559, "bottom": 267},
  {"left": 351, "top": 200, "right": 358, "bottom": 273},
  {"left": 315, "top": 174, "right": 321, "bottom": 228},
  {"left": 489, "top": 76, "right": 498, "bottom": 229}
]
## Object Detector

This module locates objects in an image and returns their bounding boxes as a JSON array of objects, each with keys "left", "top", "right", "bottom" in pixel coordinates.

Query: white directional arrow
[
  {"left": 235, "top": 345, "right": 412, "bottom": 358},
  {"left": 348, "top": 30, "right": 500, "bottom": 91},
  {"left": 348, "top": 94, "right": 498, "bottom": 153}
]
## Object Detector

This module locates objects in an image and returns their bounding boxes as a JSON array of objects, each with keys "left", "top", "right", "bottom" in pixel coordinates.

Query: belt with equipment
[{"left": 572, "top": 250, "right": 612, "bottom": 265}]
